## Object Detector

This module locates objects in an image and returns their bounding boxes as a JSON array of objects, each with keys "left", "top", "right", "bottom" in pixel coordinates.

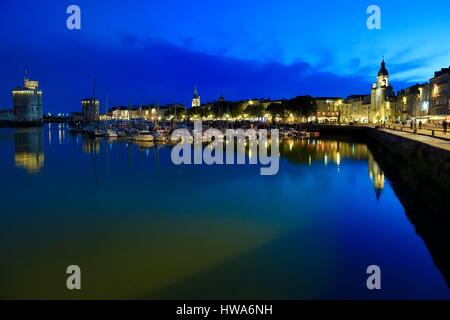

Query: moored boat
[
  {"left": 104, "top": 129, "right": 118, "bottom": 138},
  {"left": 129, "top": 130, "right": 154, "bottom": 142},
  {"left": 153, "top": 129, "right": 168, "bottom": 142}
]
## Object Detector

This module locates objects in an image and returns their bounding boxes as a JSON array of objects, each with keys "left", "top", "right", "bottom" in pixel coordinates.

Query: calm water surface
[{"left": 0, "top": 124, "right": 449, "bottom": 299}]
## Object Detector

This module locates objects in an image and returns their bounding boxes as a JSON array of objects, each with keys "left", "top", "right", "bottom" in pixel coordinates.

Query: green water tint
[{"left": 0, "top": 125, "right": 448, "bottom": 299}]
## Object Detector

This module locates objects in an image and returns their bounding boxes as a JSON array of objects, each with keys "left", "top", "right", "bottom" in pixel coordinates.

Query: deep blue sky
[{"left": 1, "top": 0, "right": 449, "bottom": 113}]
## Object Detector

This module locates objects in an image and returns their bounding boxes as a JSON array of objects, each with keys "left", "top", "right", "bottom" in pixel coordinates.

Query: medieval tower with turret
[{"left": 13, "top": 71, "right": 43, "bottom": 124}]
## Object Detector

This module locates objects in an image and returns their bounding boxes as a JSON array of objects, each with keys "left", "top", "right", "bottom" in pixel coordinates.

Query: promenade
[
  {"left": 378, "top": 124, "right": 450, "bottom": 152},
  {"left": 310, "top": 123, "right": 450, "bottom": 153}
]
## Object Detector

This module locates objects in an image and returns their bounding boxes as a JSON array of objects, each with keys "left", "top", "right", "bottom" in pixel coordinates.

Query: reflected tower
[
  {"left": 82, "top": 137, "right": 100, "bottom": 154},
  {"left": 14, "top": 128, "right": 44, "bottom": 173},
  {"left": 368, "top": 152, "right": 385, "bottom": 199}
]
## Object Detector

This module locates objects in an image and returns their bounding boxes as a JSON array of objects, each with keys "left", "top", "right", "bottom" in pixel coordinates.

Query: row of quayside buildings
[
  {"left": 1, "top": 59, "right": 450, "bottom": 127},
  {"left": 316, "top": 59, "right": 450, "bottom": 126}
]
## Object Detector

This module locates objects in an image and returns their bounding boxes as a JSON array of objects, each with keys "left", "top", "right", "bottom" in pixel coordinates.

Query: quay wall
[{"left": 365, "top": 128, "right": 450, "bottom": 211}]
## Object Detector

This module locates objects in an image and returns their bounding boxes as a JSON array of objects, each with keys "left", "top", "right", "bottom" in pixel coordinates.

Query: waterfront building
[
  {"left": 0, "top": 72, "right": 43, "bottom": 127},
  {"left": 311, "top": 61, "right": 448, "bottom": 125},
  {"left": 343, "top": 95, "right": 371, "bottom": 123},
  {"left": 388, "top": 67, "right": 449, "bottom": 125},
  {"left": 315, "top": 98, "right": 342, "bottom": 123},
  {"left": 419, "top": 84, "right": 432, "bottom": 118},
  {"left": 339, "top": 100, "right": 352, "bottom": 123},
  {"left": 81, "top": 98, "right": 100, "bottom": 123},
  {"left": 108, "top": 104, "right": 185, "bottom": 121},
  {"left": 429, "top": 67, "right": 450, "bottom": 116},
  {"left": 314, "top": 95, "right": 370, "bottom": 124},
  {"left": 192, "top": 86, "right": 201, "bottom": 108},
  {"left": 365, "top": 63, "right": 450, "bottom": 124},
  {"left": 109, "top": 106, "right": 156, "bottom": 121},
  {"left": 393, "top": 84, "right": 430, "bottom": 122}
]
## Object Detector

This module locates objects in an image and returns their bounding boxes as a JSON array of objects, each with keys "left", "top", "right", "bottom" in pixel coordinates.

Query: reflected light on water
[
  {"left": 2, "top": 127, "right": 450, "bottom": 299},
  {"left": 13, "top": 128, "right": 45, "bottom": 174},
  {"left": 14, "top": 152, "right": 44, "bottom": 173}
]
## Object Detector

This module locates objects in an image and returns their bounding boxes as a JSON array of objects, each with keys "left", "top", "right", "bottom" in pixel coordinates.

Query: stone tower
[
  {"left": 12, "top": 72, "right": 43, "bottom": 125},
  {"left": 81, "top": 98, "right": 100, "bottom": 123},
  {"left": 370, "top": 58, "right": 394, "bottom": 123}
]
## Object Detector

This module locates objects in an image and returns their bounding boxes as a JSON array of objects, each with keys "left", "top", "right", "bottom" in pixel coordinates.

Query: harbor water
[{"left": 0, "top": 124, "right": 449, "bottom": 299}]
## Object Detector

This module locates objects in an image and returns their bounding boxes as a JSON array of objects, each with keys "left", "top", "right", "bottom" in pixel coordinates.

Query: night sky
[{"left": 1, "top": 0, "right": 449, "bottom": 114}]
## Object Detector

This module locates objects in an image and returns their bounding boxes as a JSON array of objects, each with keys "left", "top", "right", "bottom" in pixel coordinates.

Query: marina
[{"left": 68, "top": 120, "right": 321, "bottom": 146}]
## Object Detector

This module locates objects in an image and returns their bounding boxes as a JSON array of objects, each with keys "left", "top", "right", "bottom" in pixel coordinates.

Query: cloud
[{"left": 0, "top": 34, "right": 376, "bottom": 113}]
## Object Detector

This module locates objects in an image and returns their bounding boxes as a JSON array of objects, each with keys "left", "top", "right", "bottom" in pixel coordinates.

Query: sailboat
[{"left": 152, "top": 102, "right": 167, "bottom": 142}]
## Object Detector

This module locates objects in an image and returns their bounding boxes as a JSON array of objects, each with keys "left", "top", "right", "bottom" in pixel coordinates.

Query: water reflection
[
  {"left": 77, "top": 135, "right": 387, "bottom": 198},
  {"left": 280, "top": 139, "right": 370, "bottom": 164},
  {"left": 368, "top": 138, "right": 450, "bottom": 288},
  {"left": 82, "top": 138, "right": 100, "bottom": 154},
  {"left": 8, "top": 130, "right": 388, "bottom": 207},
  {"left": 280, "top": 138, "right": 385, "bottom": 196},
  {"left": 2, "top": 128, "right": 449, "bottom": 299},
  {"left": 134, "top": 141, "right": 155, "bottom": 150},
  {"left": 13, "top": 128, "right": 44, "bottom": 174},
  {"left": 368, "top": 153, "right": 385, "bottom": 199}
]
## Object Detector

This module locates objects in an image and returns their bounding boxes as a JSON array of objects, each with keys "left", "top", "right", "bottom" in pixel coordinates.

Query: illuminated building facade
[
  {"left": 315, "top": 98, "right": 342, "bottom": 122},
  {"left": 0, "top": 73, "right": 43, "bottom": 127},
  {"left": 108, "top": 104, "right": 185, "bottom": 121},
  {"left": 429, "top": 67, "right": 450, "bottom": 116},
  {"left": 310, "top": 61, "right": 450, "bottom": 124},
  {"left": 343, "top": 95, "right": 371, "bottom": 123},
  {"left": 388, "top": 67, "right": 449, "bottom": 124},
  {"left": 393, "top": 84, "right": 431, "bottom": 122},
  {"left": 315, "top": 96, "right": 370, "bottom": 124},
  {"left": 110, "top": 106, "right": 157, "bottom": 121}
]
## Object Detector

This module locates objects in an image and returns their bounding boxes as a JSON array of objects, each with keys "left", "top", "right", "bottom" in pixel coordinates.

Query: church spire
[
  {"left": 193, "top": 86, "right": 199, "bottom": 98},
  {"left": 191, "top": 85, "right": 200, "bottom": 108},
  {"left": 378, "top": 57, "right": 388, "bottom": 77}
]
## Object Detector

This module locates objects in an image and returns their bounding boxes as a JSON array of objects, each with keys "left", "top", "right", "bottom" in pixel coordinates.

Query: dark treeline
[{"left": 186, "top": 96, "right": 317, "bottom": 120}]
